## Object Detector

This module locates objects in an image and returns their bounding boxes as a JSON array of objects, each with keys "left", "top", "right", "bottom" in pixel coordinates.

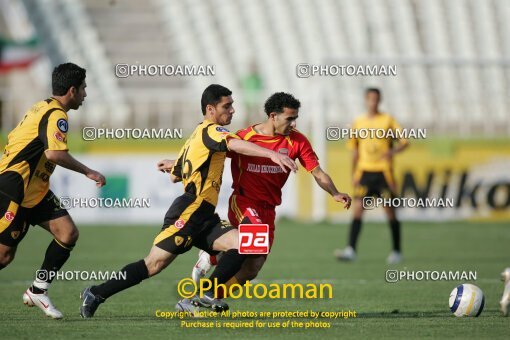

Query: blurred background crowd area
[
  {"left": 1, "top": 0, "right": 509, "bottom": 135},
  {"left": 0, "top": 0, "right": 509, "bottom": 224}
]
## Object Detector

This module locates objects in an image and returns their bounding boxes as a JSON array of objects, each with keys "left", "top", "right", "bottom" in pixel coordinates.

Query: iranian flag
[{"left": 0, "top": 36, "right": 40, "bottom": 73}]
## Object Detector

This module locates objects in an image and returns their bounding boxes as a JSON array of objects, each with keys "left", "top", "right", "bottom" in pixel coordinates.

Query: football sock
[
  {"left": 91, "top": 259, "right": 149, "bottom": 300},
  {"left": 389, "top": 219, "right": 401, "bottom": 252},
  {"left": 348, "top": 219, "right": 362, "bottom": 250},
  {"left": 31, "top": 239, "right": 74, "bottom": 292},
  {"left": 207, "top": 250, "right": 247, "bottom": 290},
  {"left": 210, "top": 254, "right": 218, "bottom": 266},
  {"left": 0, "top": 263, "right": 5, "bottom": 270}
]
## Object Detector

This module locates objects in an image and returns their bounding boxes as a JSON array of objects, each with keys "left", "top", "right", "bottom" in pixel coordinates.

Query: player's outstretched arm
[
  {"left": 311, "top": 166, "right": 351, "bottom": 209},
  {"left": 227, "top": 139, "right": 297, "bottom": 173},
  {"left": 157, "top": 159, "right": 175, "bottom": 173},
  {"left": 45, "top": 150, "right": 106, "bottom": 187},
  {"left": 156, "top": 159, "right": 182, "bottom": 183}
]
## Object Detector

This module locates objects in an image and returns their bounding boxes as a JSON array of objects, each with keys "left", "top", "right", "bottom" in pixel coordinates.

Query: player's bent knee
[
  {"left": 0, "top": 244, "right": 16, "bottom": 268},
  {"left": 238, "top": 265, "right": 259, "bottom": 281},
  {"left": 64, "top": 227, "right": 79, "bottom": 244},
  {"left": 0, "top": 252, "right": 15, "bottom": 268},
  {"left": 144, "top": 257, "right": 169, "bottom": 277},
  {"left": 239, "top": 256, "right": 265, "bottom": 281},
  {"left": 144, "top": 248, "right": 176, "bottom": 277},
  {"left": 50, "top": 218, "right": 79, "bottom": 245},
  {"left": 54, "top": 228, "right": 79, "bottom": 247}
]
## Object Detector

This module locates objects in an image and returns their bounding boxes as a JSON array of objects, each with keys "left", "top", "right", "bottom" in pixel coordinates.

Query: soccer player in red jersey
[{"left": 179, "top": 92, "right": 351, "bottom": 304}]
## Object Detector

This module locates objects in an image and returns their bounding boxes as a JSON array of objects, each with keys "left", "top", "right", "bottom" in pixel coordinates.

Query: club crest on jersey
[
  {"left": 53, "top": 131, "right": 65, "bottom": 142},
  {"left": 11, "top": 231, "right": 20, "bottom": 240},
  {"left": 175, "top": 219, "right": 186, "bottom": 229},
  {"left": 4, "top": 211, "right": 15, "bottom": 221},
  {"left": 278, "top": 148, "right": 289, "bottom": 155},
  {"left": 57, "top": 119, "right": 68, "bottom": 133},
  {"left": 174, "top": 236, "right": 184, "bottom": 246}
]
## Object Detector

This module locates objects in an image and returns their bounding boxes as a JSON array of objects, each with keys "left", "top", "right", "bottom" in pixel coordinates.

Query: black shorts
[
  {"left": 0, "top": 190, "right": 69, "bottom": 247},
  {"left": 153, "top": 193, "right": 234, "bottom": 255},
  {"left": 354, "top": 171, "right": 394, "bottom": 199}
]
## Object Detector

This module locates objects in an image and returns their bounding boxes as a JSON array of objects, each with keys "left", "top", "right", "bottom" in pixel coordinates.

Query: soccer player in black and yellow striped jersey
[
  {"left": 80, "top": 84, "right": 297, "bottom": 318},
  {"left": 0, "top": 63, "right": 106, "bottom": 319},
  {"left": 335, "top": 88, "right": 408, "bottom": 264}
]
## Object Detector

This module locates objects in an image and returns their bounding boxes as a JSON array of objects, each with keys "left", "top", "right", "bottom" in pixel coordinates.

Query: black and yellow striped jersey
[
  {"left": 171, "top": 119, "right": 239, "bottom": 207},
  {"left": 0, "top": 98, "right": 69, "bottom": 208}
]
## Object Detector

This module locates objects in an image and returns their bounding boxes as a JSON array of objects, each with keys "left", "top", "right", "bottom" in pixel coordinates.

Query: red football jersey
[{"left": 230, "top": 125, "right": 320, "bottom": 206}]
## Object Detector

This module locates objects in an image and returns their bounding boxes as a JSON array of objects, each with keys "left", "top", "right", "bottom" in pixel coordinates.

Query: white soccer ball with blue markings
[{"left": 449, "top": 283, "right": 485, "bottom": 317}]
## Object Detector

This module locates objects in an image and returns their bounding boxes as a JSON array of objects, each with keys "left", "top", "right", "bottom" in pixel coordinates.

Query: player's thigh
[
  {"left": 144, "top": 245, "right": 178, "bottom": 277},
  {"left": 381, "top": 169, "right": 397, "bottom": 194},
  {"left": 354, "top": 171, "right": 369, "bottom": 198},
  {"left": 156, "top": 193, "right": 218, "bottom": 255},
  {"left": 0, "top": 195, "right": 30, "bottom": 248},
  {"left": 30, "top": 191, "right": 75, "bottom": 244},
  {"left": 153, "top": 223, "right": 195, "bottom": 255},
  {"left": 193, "top": 219, "right": 238, "bottom": 253},
  {"left": 38, "top": 215, "right": 78, "bottom": 245},
  {"left": 228, "top": 196, "right": 240, "bottom": 226},
  {"left": 211, "top": 228, "right": 239, "bottom": 252}
]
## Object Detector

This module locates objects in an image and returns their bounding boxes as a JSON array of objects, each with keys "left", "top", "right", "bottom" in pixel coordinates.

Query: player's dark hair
[
  {"left": 365, "top": 87, "right": 381, "bottom": 98},
  {"left": 201, "top": 84, "right": 232, "bottom": 114},
  {"left": 264, "top": 92, "right": 301, "bottom": 116},
  {"left": 52, "top": 63, "right": 86, "bottom": 96}
]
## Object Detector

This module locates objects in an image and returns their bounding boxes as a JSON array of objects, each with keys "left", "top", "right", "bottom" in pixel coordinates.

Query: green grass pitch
[{"left": 1, "top": 220, "right": 509, "bottom": 339}]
